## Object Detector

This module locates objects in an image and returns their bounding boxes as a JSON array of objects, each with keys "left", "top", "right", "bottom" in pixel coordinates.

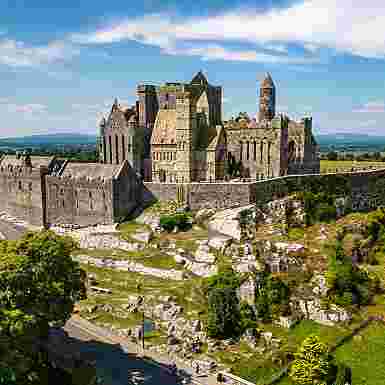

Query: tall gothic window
[
  {"left": 103, "top": 137, "right": 107, "bottom": 163},
  {"left": 253, "top": 141, "right": 257, "bottom": 161},
  {"left": 240, "top": 141, "right": 243, "bottom": 161},
  {"left": 115, "top": 135, "right": 119, "bottom": 164},
  {"left": 260, "top": 142, "right": 263, "bottom": 163},
  {"left": 109, "top": 136, "right": 112, "bottom": 163},
  {"left": 246, "top": 141, "right": 250, "bottom": 161},
  {"left": 122, "top": 135, "right": 126, "bottom": 161}
]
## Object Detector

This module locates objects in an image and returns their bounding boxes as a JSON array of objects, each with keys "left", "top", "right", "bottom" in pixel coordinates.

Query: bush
[
  {"left": 159, "top": 215, "right": 177, "bottom": 232},
  {"left": 159, "top": 213, "right": 192, "bottom": 232}
]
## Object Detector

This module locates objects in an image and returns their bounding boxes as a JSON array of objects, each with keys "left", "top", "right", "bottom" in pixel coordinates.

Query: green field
[
  {"left": 320, "top": 160, "right": 385, "bottom": 173},
  {"left": 334, "top": 321, "right": 385, "bottom": 385}
]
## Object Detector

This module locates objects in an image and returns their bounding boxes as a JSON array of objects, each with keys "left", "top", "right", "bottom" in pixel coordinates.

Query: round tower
[{"left": 258, "top": 73, "right": 276, "bottom": 122}]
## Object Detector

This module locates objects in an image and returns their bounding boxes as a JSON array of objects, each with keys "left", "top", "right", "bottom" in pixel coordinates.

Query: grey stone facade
[
  {"left": 225, "top": 73, "right": 319, "bottom": 180},
  {"left": 0, "top": 154, "right": 142, "bottom": 228}
]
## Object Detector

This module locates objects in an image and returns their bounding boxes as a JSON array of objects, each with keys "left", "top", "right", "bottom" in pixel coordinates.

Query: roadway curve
[{"left": 63, "top": 317, "right": 192, "bottom": 385}]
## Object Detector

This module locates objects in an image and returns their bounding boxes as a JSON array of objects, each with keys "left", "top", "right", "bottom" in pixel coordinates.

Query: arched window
[
  {"left": 89, "top": 191, "right": 93, "bottom": 210},
  {"left": 108, "top": 136, "right": 112, "bottom": 163},
  {"left": 253, "top": 141, "right": 257, "bottom": 161},
  {"left": 121, "top": 135, "right": 126, "bottom": 161},
  {"left": 115, "top": 134, "right": 119, "bottom": 164},
  {"left": 18, "top": 181, "right": 22, "bottom": 191},
  {"left": 260, "top": 142, "right": 263, "bottom": 163},
  {"left": 246, "top": 141, "right": 250, "bottom": 161},
  {"left": 239, "top": 141, "right": 243, "bottom": 161}
]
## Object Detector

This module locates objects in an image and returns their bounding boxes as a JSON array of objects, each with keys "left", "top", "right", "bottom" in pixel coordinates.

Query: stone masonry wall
[
  {"left": 0, "top": 166, "right": 48, "bottom": 227},
  {"left": 144, "top": 168, "right": 385, "bottom": 212},
  {"left": 45, "top": 175, "right": 114, "bottom": 226}
]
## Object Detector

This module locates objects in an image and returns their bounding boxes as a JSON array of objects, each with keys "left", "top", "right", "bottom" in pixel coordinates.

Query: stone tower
[
  {"left": 175, "top": 90, "right": 194, "bottom": 183},
  {"left": 258, "top": 73, "right": 276, "bottom": 122},
  {"left": 137, "top": 84, "right": 159, "bottom": 157}
]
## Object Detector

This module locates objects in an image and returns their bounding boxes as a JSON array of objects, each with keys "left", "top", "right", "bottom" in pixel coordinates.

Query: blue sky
[{"left": 1, "top": 0, "right": 385, "bottom": 137}]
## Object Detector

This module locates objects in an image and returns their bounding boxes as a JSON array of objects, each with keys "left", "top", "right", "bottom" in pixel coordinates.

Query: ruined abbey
[
  {"left": 0, "top": 72, "right": 321, "bottom": 228},
  {"left": 97, "top": 71, "right": 319, "bottom": 182}
]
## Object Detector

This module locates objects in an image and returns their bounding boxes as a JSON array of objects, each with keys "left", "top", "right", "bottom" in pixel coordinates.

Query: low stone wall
[
  {"left": 73, "top": 255, "right": 185, "bottom": 281},
  {"left": 144, "top": 168, "right": 385, "bottom": 212}
]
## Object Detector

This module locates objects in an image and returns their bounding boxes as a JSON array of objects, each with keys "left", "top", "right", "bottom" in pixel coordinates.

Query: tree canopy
[
  {"left": 0, "top": 230, "right": 86, "bottom": 384},
  {"left": 289, "top": 335, "right": 331, "bottom": 385}
]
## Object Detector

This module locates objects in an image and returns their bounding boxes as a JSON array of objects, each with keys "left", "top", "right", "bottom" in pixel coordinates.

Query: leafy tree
[
  {"left": 289, "top": 335, "right": 331, "bottom": 385},
  {"left": 326, "top": 239, "right": 372, "bottom": 307},
  {"left": 254, "top": 272, "right": 290, "bottom": 322},
  {"left": 326, "top": 151, "right": 338, "bottom": 161},
  {"left": 206, "top": 269, "right": 241, "bottom": 339},
  {"left": 239, "top": 302, "right": 257, "bottom": 332},
  {"left": 0, "top": 230, "right": 87, "bottom": 384}
]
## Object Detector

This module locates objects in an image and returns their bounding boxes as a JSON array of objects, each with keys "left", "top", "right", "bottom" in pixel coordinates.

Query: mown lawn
[
  {"left": 334, "top": 321, "right": 385, "bottom": 385},
  {"left": 320, "top": 160, "right": 385, "bottom": 173}
]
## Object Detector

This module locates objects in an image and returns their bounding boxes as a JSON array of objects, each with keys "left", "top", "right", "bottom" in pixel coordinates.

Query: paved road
[
  {"left": 64, "top": 317, "right": 197, "bottom": 385},
  {"left": 0, "top": 220, "right": 28, "bottom": 240}
]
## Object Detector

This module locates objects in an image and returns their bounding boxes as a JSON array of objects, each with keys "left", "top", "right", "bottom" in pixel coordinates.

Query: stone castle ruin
[{"left": 1, "top": 71, "right": 382, "bottom": 228}]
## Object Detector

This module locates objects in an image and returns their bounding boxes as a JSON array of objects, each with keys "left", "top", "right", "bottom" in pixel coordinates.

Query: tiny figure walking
[{"left": 195, "top": 361, "right": 200, "bottom": 375}]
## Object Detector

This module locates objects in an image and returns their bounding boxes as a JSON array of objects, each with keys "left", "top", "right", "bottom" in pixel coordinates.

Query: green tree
[
  {"left": 289, "top": 335, "right": 330, "bottom": 385},
  {"left": 206, "top": 269, "right": 241, "bottom": 339},
  {"left": 0, "top": 230, "right": 87, "bottom": 384},
  {"left": 326, "top": 151, "right": 338, "bottom": 161}
]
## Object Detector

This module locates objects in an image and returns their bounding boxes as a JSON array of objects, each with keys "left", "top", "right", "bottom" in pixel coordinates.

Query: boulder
[
  {"left": 208, "top": 235, "right": 231, "bottom": 251},
  {"left": 131, "top": 230, "right": 153, "bottom": 244},
  {"left": 195, "top": 208, "right": 216, "bottom": 223}
]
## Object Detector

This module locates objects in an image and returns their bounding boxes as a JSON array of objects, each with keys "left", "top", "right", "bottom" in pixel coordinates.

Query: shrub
[
  {"left": 159, "top": 213, "right": 192, "bottom": 232},
  {"left": 159, "top": 215, "right": 177, "bottom": 232}
]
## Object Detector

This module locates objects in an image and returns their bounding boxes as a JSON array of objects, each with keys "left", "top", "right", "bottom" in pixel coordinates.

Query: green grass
[
  {"left": 334, "top": 321, "right": 385, "bottom": 385},
  {"left": 320, "top": 160, "right": 385, "bottom": 173},
  {"left": 73, "top": 246, "right": 184, "bottom": 271},
  {"left": 79, "top": 263, "right": 207, "bottom": 321}
]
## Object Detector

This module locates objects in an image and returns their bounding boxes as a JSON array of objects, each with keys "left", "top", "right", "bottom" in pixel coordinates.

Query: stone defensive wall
[{"left": 144, "top": 168, "right": 385, "bottom": 211}]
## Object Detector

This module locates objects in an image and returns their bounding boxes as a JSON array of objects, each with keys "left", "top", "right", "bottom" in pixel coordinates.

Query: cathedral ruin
[
  {"left": 0, "top": 71, "right": 320, "bottom": 229},
  {"left": 98, "top": 71, "right": 319, "bottom": 182}
]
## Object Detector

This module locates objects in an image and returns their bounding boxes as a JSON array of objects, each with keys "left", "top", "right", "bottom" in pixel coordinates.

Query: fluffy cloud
[
  {"left": 353, "top": 100, "right": 385, "bottom": 113},
  {"left": 71, "top": 0, "right": 385, "bottom": 60},
  {"left": 0, "top": 101, "right": 47, "bottom": 114},
  {"left": 0, "top": 39, "right": 79, "bottom": 67}
]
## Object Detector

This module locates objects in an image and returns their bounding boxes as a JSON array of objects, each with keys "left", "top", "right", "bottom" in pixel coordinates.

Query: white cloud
[
  {"left": 71, "top": 1, "right": 385, "bottom": 61},
  {"left": 0, "top": 39, "right": 79, "bottom": 68},
  {"left": 353, "top": 100, "right": 385, "bottom": 113},
  {"left": 164, "top": 44, "right": 313, "bottom": 63},
  {"left": 1, "top": 103, "right": 47, "bottom": 114}
]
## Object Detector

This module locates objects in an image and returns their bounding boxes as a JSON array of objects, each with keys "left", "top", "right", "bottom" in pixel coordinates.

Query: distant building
[
  {"left": 225, "top": 73, "right": 319, "bottom": 179},
  {"left": 0, "top": 153, "right": 141, "bottom": 227},
  {"left": 0, "top": 71, "right": 319, "bottom": 228}
]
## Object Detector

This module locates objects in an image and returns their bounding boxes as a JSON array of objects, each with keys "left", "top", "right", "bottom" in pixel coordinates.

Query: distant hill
[
  {"left": 0, "top": 133, "right": 96, "bottom": 149},
  {"left": 1, "top": 132, "right": 385, "bottom": 153},
  {"left": 315, "top": 133, "right": 385, "bottom": 152}
]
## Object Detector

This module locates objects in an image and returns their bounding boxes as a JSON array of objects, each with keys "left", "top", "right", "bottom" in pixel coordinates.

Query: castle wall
[
  {"left": 112, "top": 162, "right": 143, "bottom": 221},
  {"left": 144, "top": 168, "right": 385, "bottom": 212},
  {"left": 0, "top": 165, "right": 48, "bottom": 227},
  {"left": 45, "top": 175, "right": 114, "bottom": 226}
]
